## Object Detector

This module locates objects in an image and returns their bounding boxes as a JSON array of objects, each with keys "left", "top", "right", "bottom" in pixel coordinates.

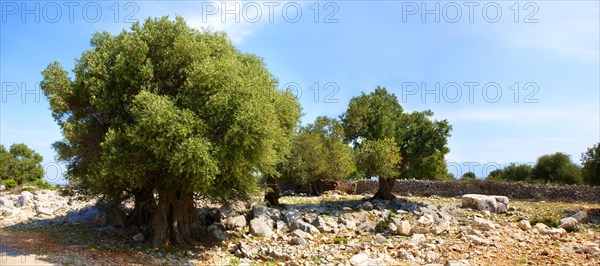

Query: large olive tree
[{"left": 41, "top": 17, "right": 300, "bottom": 246}]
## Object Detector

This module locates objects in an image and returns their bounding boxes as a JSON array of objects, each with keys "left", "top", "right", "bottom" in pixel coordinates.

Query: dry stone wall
[{"left": 342, "top": 179, "right": 600, "bottom": 202}]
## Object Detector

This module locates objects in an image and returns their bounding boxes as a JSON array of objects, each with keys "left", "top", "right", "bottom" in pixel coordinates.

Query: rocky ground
[{"left": 1, "top": 188, "right": 599, "bottom": 265}]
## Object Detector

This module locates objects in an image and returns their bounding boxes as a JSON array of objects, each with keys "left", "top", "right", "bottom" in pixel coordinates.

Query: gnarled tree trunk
[
  {"left": 148, "top": 190, "right": 201, "bottom": 247},
  {"left": 372, "top": 176, "right": 396, "bottom": 200},
  {"left": 127, "top": 188, "right": 154, "bottom": 231}
]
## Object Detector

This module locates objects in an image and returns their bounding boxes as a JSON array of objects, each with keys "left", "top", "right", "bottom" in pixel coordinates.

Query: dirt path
[
  {"left": 0, "top": 231, "right": 158, "bottom": 265},
  {"left": 1, "top": 244, "right": 56, "bottom": 266}
]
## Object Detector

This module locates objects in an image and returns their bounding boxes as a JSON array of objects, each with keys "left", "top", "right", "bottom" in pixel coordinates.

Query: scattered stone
[
  {"left": 16, "top": 191, "right": 34, "bottom": 207},
  {"left": 76, "top": 206, "right": 107, "bottom": 225},
  {"left": 425, "top": 251, "right": 441, "bottom": 263},
  {"left": 398, "top": 249, "right": 415, "bottom": 261},
  {"left": 360, "top": 201, "right": 373, "bottom": 211},
  {"left": 291, "top": 229, "right": 313, "bottom": 240},
  {"left": 223, "top": 215, "right": 247, "bottom": 231},
  {"left": 375, "top": 234, "right": 386, "bottom": 244},
  {"left": 470, "top": 216, "right": 495, "bottom": 231},
  {"left": 252, "top": 206, "right": 281, "bottom": 221},
  {"left": 534, "top": 223, "right": 549, "bottom": 231},
  {"left": 572, "top": 211, "right": 589, "bottom": 223},
  {"left": 461, "top": 194, "right": 509, "bottom": 213},
  {"left": 410, "top": 234, "right": 426, "bottom": 245},
  {"left": 397, "top": 220, "right": 412, "bottom": 236},
  {"left": 289, "top": 237, "right": 306, "bottom": 245},
  {"left": 465, "top": 235, "right": 492, "bottom": 245},
  {"left": 559, "top": 217, "right": 579, "bottom": 229},
  {"left": 349, "top": 253, "right": 377, "bottom": 266},
  {"left": 207, "top": 224, "right": 227, "bottom": 240},
  {"left": 290, "top": 220, "right": 320, "bottom": 235},
  {"left": 518, "top": 220, "right": 532, "bottom": 230},
  {"left": 283, "top": 209, "right": 301, "bottom": 223},
  {"left": 387, "top": 222, "right": 397, "bottom": 233},
  {"left": 539, "top": 227, "right": 567, "bottom": 239},
  {"left": 132, "top": 233, "right": 144, "bottom": 242},
  {"left": 249, "top": 217, "right": 273, "bottom": 238},
  {"left": 445, "top": 260, "right": 470, "bottom": 266}
]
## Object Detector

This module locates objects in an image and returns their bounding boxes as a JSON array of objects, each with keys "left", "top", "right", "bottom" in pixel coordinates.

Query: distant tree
[
  {"left": 487, "top": 168, "right": 505, "bottom": 181},
  {"left": 487, "top": 163, "right": 533, "bottom": 182},
  {"left": 0, "top": 143, "right": 44, "bottom": 186},
  {"left": 503, "top": 163, "right": 533, "bottom": 182},
  {"left": 581, "top": 143, "right": 600, "bottom": 186},
  {"left": 281, "top": 116, "right": 355, "bottom": 195},
  {"left": 41, "top": 17, "right": 300, "bottom": 246},
  {"left": 354, "top": 138, "right": 402, "bottom": 199},
  {"left": 460, "top": 171, "right": 476, "bottom": 181},
  {"left": 341, "top": 87, "right": 451, "bottom": 200},
  {"left": 532, "top": 152, "right": 582, "bottom": 185},
  {"left": 446, "top": 172, "right": 456, "bottom": 180}
]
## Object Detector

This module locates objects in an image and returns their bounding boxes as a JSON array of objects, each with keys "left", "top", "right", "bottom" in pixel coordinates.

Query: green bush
[
  {"left": 28, "top": 179, "right": 56, "bottom": 190},
  {"left": 3, "top": 179, "right": 18, "bottom": 190}
]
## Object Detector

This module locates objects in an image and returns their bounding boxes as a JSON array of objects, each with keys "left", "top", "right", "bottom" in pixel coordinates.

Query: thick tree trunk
[
  {"left": 264, "top": 175, "right": 281, "bottom": 207},
  {"left": 149, "top": 190, "right": 201, "bottom": 247},
  {"left": 372, "top": 176, "right": 396, "bottom": 200},
  {"left": 127, "top": 189, "right": 154, "bottom": 229}
]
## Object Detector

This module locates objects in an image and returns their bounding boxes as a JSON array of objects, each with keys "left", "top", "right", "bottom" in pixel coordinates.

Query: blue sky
[{"left": 1, "top": 1, "right": 599, "bottom": 183}]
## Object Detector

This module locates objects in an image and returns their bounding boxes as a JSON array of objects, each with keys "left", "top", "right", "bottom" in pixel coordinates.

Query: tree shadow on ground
[{"left": 0, "top": 207, "right": 226, "bottom": 265}]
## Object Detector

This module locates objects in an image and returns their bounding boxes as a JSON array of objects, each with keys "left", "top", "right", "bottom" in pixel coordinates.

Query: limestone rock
[
  {"left": 349, "top": 253, "right": 377, "bottom": 266},
  {"left": 132, "top": 233, "right": 144, "bottom": 242},
  {"left": 249, "top": 217, "right": 273, "bottom": 237},
  {"left": 518, "top": 220, "right": 532, "bottom": 230},
  {"left": 283, "top": 209, "right": 301, "bottom": 223},
  {"left": 572, "top": 211, "right": 589, "bottom": 223},
  {"left": 470, "top": 216, "right": 495, "bottom": 231},
  {"left": 461, "top": 194, "right": 509, "bottom": 213},
  {"left": 360, "top": 201, "right": 373, "bottom": 211},
  {"left": 397, "top": 220, "right": 412, "bottom": 236},
  {"left": 222, "top": 215, "right": 247, "bottom": 231},
  {"left": 207, "top": 224, "right": 227, "bottom": 240},
  {"left": 290, "top": 220, "right": 320, "bottom": 235},
  {"left": 559, "top": 217, "right": 578, "bottom": 229},
  {"left": 289, "top": 237, "right": 306, "bottom": 245},
  {"left": 16, "top": 191, "right": 34, "bottom": 207}
]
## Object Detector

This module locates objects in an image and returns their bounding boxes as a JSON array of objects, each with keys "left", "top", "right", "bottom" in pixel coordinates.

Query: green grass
[{"left": 333, "top": 237, "right": 349, "bottom": 244}]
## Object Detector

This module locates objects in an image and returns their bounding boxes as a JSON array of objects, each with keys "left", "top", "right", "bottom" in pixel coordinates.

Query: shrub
[{"left": 3, "top": 179, "right": 17, "bottom": 190}]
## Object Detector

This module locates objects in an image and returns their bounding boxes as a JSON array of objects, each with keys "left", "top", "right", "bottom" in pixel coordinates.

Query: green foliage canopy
[
  {"left": 354, "top": 138, "right": 402, "bottom": 180},
  {"left": 282, "top": 116, "right": 355, "bottom": 186},
  {"left": 341, "top": 87, "right": 452, "bottom": 180},
  {"left": 41, "top": 17, "right": 300, "bottom": 202},
  {"left": 532, "top": 152, "right": 582, "bottom": 185}
]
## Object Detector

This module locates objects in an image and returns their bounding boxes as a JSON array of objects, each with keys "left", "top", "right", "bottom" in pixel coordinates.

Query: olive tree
[
  {"left": 41, "top": 17, "right": 300, "bottom": 246},
  {"left": 341, "top": 87, "right": 451, "bottom": 200},
  {"left": 532, "top": 152, "right": 582, "bottom": 185},
  {"left": 281, "top": 116, "right": 355, "bottom": 195}
]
